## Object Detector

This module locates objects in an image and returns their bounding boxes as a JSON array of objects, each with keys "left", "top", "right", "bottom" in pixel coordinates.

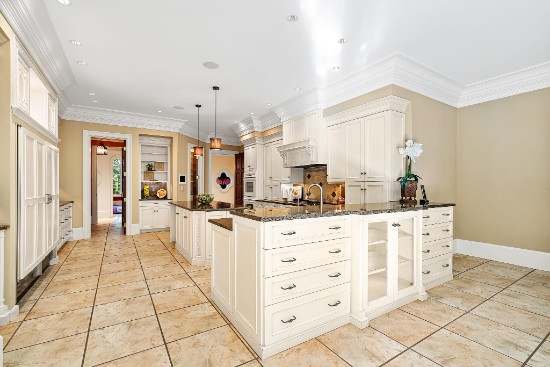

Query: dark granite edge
[
  {"left": 169, "top": 201, "right": 246, "bottom": 212},
  {"left": 208, "top": 218, "right": 233, "bottom": 231},
  {"left": 59, "top": 201, "right": 74, "bottom": 207},
  {"left": 230, "top": 203, "right": 455, "bottom": 222},
  {"left": 0, "top": 225, "right": 9, "bottom": 230}
]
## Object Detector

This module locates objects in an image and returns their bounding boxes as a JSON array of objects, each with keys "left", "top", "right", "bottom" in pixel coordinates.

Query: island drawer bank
[{"left": 210, "top": 202, "right": 454, "bottom": 359}]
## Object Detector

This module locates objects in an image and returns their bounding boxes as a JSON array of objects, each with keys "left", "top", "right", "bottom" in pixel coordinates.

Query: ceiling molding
[
  {"left": 458, "top": 61, "right": 550, "bottom": 107},
  {"left": 231, "top": 116, "right": 262, "bottom": 137},
  {"left": 62, "top": 105, "right": 188, "bottom": 133},
  {"left": 259, "top": 111, "right": 282, "bottom": 132},
  {"left": 271, "top": 89, "right": 320, "bottom": 123},
  {"left": 325, "top": 95, "right": 410, "bottom": 126},
  {"left": 0, "top": 0, "right": 75, "bottom": 94}
]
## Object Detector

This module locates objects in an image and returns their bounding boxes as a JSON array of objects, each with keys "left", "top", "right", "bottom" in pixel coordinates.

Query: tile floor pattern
[{"left": 0, "top": 220, "right": 549, "bottom": 366}]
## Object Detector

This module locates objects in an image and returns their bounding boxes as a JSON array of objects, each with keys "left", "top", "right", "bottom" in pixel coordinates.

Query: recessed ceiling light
[
  {"left": 332, "top": 66, "right": 341, "bottom": 70},
  {"left": 250, "top": 112, "right": 255, "bottom": 115},
  {"left": 202, "top": 61, "right": 219, "bottom": 69},
  {"left": 76, "top": 61, "right": 88, "bottom": 65},
  {"left": 57, "top": 0, "right": 71, "bottom": 5},
  {"left": 287, "top": 15, "right": 298, "bottom": 22},
  {"left": 88, "top": 92, "right": 96, "bottom": 96},
  {"left": 173, "top": 106, "right": 184, "bottom": 110},
  {"left": 338, "top": 38, "right": 348, "bottom": 44},
  {"left": 294, "top": 87, "right": 302, "bottom": 92},
  {"left": 91, "top": 100, "right": 98, "bottom": 103},
  {"left": 69, "top": 40, "right": 82, "bottom": 46},
  {"left": 267, "top": 103, "right": 272, "bottom": 107},
  {"left": 157, "top": 110, "right": 163, "bottom": 113}
]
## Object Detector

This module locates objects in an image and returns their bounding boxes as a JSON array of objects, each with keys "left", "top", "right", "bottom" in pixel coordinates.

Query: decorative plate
[{"left": 156, "top": 188, "right": 167, "bottom": 199}]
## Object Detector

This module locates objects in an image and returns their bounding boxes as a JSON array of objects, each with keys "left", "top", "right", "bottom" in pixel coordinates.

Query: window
[{"left": 113, "top": 157, "right": 122, "bottom": 195}]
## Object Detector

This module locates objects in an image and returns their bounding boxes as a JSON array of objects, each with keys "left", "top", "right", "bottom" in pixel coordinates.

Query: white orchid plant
[{"left": 397, "top": 140, "right": 423, "bottom": 189}]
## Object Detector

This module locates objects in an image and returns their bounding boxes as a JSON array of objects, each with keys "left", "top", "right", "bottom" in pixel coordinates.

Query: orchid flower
[{"left": 397, "top": 140, "right": 423, "bottom": 188}]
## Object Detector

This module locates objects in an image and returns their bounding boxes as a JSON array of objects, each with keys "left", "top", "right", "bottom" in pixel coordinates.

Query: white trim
[
  {"left": 454, "top": 239, "right": 550, "bottom": 272},
  {"left": 83, "top": 131, "right": 133, "bottom": 238},
  {"left": 70, "top": 227, "right": 86, "bottom": 241},
  {"left": 324, "top": 95, "right": 410, "bottom": 125},
  {"left": 12, "top": 107, "right": 60, "bottom": 144}
]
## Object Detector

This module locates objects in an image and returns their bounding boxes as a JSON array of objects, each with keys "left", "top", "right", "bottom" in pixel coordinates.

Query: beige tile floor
[{"left": 1, "top": 220, "right": 549, "bottom": 366}]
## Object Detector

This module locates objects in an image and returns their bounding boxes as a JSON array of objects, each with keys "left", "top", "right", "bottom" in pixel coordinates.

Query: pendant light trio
[{"left": 192, "top": 86, "right": 222, "bottom": 158}]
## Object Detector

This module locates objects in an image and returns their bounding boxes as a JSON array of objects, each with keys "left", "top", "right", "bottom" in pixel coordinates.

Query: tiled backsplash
[{"left": 301, "top": 166, "right": 344, "bottom": 203}]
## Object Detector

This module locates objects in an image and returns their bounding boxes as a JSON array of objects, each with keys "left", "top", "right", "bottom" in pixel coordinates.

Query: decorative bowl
[{"left": 197, "top": 193, "right": 214, "bottom": 205}]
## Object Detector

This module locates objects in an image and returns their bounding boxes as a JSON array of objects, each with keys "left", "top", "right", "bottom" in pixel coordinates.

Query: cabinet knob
[
  {"left": 423, "top": 249, "right": 431, "bottom": 253},
  {"left": 280, "top": 284, "right": 296, "bottom": 290},
  {"left": 328, "top": 301, "right": 341, "bottom": 307},
  {"left": 281, "top": 257, "right": 297, "bottom": 263},
  {"left": 328, "top": 226, "right": 341, "bottom": 230},
  {"left": 422, "top": 270, "right": 431, "bottom": 274},
  {"left": 423, "top": 216, "right": 430, "bottom": 219},
  {"left": 281, "top": 316, "right": 296, "bottom": 324},
  {"left": 442, "top": 264, "right": 450, "bottom": 268},
  {"left": 329, "top": 249, "right": 342, "bottom": 254},
  {"left": 392, "top": 223, "right": 401, "bottom": 227},
  {"left": 423, "top": 232, "right": 430, "bottom": 236},
  {"left": 176, "top": 213, "right": 180, "bottom": 215},
  {"left": 442, "top": 229, "right": 450, "bottom": 232},
  {"left": 184, "top": 216, "right": 188, "bottom": 218},
  {"left": 442, "top": 213, "right": 451, "bottom": 216},
  {"left": 328, "top": 272, "right": 341, "bottom": 278},
  {"left": 443, "top": 244, "right": 450, "bottom": 248}
]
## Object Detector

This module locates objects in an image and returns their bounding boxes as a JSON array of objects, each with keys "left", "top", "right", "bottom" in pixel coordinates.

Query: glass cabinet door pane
[
  {"left": 397, "top": 217, "right": 415, "bottom": 292},
  {"left": 367, "top": 221, "right": 389, "bottom": 303}
]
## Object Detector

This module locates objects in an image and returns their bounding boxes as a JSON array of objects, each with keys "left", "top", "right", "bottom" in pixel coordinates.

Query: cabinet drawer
[
  {"left": 422, "top": 222, "right": 453, "bottom": 243},
  {"left": 422, "top": 254, "right": 452, "bottom": 280},
  {"left": 265, "top": 239, "right": 350, "bottom": 277},
  {"left": 422, "top": 238, "right": 453, "bottom": 261},
  {"left": 265, "top": 261, "right": 350, "bottom": 306},
  {"left": 422, "top": 207, "right": 453, "bottom": 226},
  {"left": 265, "top": 284, "right": 350, "bottom": 345},
  {"left": 267, "top": 218, "right": 350, "bottom": 249}
]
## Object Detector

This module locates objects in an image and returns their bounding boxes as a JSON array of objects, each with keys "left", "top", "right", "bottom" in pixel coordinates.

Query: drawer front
[
  {"left": 265, "top": 284, "right": 350, "bottom": 345},
  {"left": 422, "top": 207, "right": 453, "bottom": 226},
  {"left": 267, "top": 218, "right": 350, "bottom": 249},
  {"left": 422, "top": 222, "right": 453, "bottom": 243},
  {"left": 265, "top": 261, "right": 350, "bottom": 306},
  {"left": 265, "top": 239, "right": 350, "bottom": 277},
  {"left": 422, "top": 238, "right": 453, "bottom": 261},
  {"left": 422, "top": 254, "right": 452, "bottom": 280}
]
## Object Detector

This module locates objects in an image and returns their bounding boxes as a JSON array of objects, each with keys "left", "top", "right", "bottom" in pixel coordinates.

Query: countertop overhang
[
  {"left": 208, "top": 218, "right": 233, "bottom": 231},
  {"left": 60, "top": 201, "right": 74, "bottom": 207},
  {"left": 170, "top": 201, "right": 246, "bottom": 212}
]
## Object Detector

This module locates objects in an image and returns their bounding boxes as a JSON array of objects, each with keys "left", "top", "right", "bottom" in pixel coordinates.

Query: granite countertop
[
  {"left": 208, "top": 218, "right": 233, "bottom": 231},
  {"left": 230, "top": 202, "right": 455, "bottom": 222},
  {"left": 0, "top": 224, "right": 9, "bottom": 230},
  {"left": 60, "top": 201, "right": 74, "bottom": 207},
  {"left": 170, "top": 201, "right": 247, "bottom": 212},
  {"left": 139, "top": 198, "right": 172, "bottom": 201}
]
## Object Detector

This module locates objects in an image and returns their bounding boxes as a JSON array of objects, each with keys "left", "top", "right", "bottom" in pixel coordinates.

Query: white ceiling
[{"left": 36, "top": 0, "right": 550, "bottom": 138}]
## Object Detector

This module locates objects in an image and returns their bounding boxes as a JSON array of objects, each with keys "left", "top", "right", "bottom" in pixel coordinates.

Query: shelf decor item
[
  {"left": 215, "top": 170, "right": 234, "bottom": 192},
  {"left": 154, "top": 162, "right": 165, "bottom": 171},
  {"left": 146, "top": 162, "right": 154, "bottom": 171},
  {"left": 143, "top": 171, "right": 154, "bottom": 181},
  {"left": 156, "top": 188, "right": 167, "bottom": 199},
  {"left": 197, "top": 193, "right": 214, "bottom": 205},
  {"left": 397, "top": 139, "right": 423, "bottom": 205}
]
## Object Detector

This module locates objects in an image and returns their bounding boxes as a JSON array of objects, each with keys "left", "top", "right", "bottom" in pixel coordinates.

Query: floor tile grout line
[
  {"left": 522, "top": 330, "right": 549, "bottom": 366},
  {"left": 314, "top": 337, "right": 355, "bottom": 367}
]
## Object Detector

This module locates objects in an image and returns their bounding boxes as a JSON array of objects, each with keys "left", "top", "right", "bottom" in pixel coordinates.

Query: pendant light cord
[
  {"left": 214, "top": 88, "right": 217, "bottom": 138},
  {"left": 196, "top": 104, "right": 201, "bottom": 147}
]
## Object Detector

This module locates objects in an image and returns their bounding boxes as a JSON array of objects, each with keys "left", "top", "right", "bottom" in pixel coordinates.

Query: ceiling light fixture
[
  {"left": 294, "top": 87, "right": 302, "bottom": 92},
  {"left": 57, "top": 0, "right": 72, "bottom": 5},
  {"left": 250, "top": 112, "right": 255, "bottom": 115},
  {"left": 76, "top": 61, "right": 88, "bottom": 65},
  {"left": 69, "top": 40, "right": 82, "bottom": 46},
  {"left": 88, "top": 92, "right": 96, "bottom": 96},
  {"left": 210, "top": 86, "right": 222, "bottom": 151},
  {"left": 96, "top": 140, "right": 108, "bottom": 155},
  {"left": 267, "top": 103, "right": 272, "bottom": 107},
  {"left": 287, "top": 15, "right": 298, "bottom": 22},
  {"left": 203, "top": 61, "right": 219, "bottom": 69},
  {"left": 193, "top": 104, "right": 203, "bottom": 158},
  {"left": 332, "top": 66, "right": 341, "bottom": 70},
  {"left": 157, "top": 110, "right": 163, "bottom": 113},
  {"left": 338, "top": 38, "right": 348, "bottom": 44},
  {"left": 91, "top": 100, "right": 98, "bottom": 103}
]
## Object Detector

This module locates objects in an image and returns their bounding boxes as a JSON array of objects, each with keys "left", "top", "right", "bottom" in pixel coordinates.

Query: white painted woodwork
[
  {"left": 16, "top": 58, "right": 30, "bottom": 114},
  {"left": 139, "top": 136, "right": 171, "bottom": 203},
  {"left": 262, "top": 138, "right": 291, "bottom": 200},
  {"left": 211, "top": 224, "right": 233, "bottom": 312},
  {"left": 327, "top": 124, "right": 344, "bottom": 183},
  {"left": 205, "top": 211, "right": 228, "bottom": 260},
  {"left": 344, "top": 118, "right": 363, "bottom": 181},
  {"left": 266, "top": 217, "right": 350, "bottom": 248},
  {"left": 422, "top": 207, "right": 454, "bottom": 290},
  {"left": 58, "top": 203, "right": 73, "bottom": 246},
  {"left": 244, "top": 145, "right": 257, "bottom": 174},
  {"left": 46, "top": 144, "right": 59, "bottom": 253},
  {"left": 139, "top": 206, "right": 156, "bottom": 230}
]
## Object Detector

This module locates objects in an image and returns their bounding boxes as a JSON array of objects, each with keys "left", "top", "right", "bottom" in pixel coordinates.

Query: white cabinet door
[
  {"left": 271, "top": 182, "right": 281, "bottom": 200},
  {"left": 182, "top": 210, "right": 191, "bottom": 255},
  {"left": 344, "top": 182, "right": 363, "bottom": 205},
  {"left": 327, "top": 124, "right": 344, "bottom": 182},
  {"left": 46, "top": 144, "right": 59, "bottom": 253},
  {"left": 175, "top": 208, "right": 183, "bottom": 248},
  {"left": 264, "top": 184, "right": 272, "bottom": 199},
  {"left": 364, "top": 182, "right": 388, "bottom": 203},
  {"left": 247, "top": 145, "right": 257, "bottom": 172},
  {"left": 140, "top": 207, "right": 156, "bottom": 229},
  {"left": 344, "top": 118, "right": 363, "bottom": 181},
  {"left": 205, "top": 211, "right": 227, "bottom": 260},
  {"left": 264, "top": 142, "right": 272, "bottom": 182},
  {"left": 211, "top": 225, "right": 233, "bottom": 312},
  {"left": 155, "top": 205, "right": 170, "bottom": 229},
  {"left": 282, "top": 121, "right": 292, "bottom": 145},
  {"left": 364, "top": 113, "right": 389, "bottom": 181},
  {"left": 271, "top": 141, "right": 283, "bottom": 181}
]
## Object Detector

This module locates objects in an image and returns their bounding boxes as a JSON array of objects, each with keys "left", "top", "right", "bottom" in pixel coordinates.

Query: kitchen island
[
  {"left": 210, "top": 201, "right": 455, "bottom": 359},
  {"left": 169, "top": 201, "right": 246, "bottom": 266}
]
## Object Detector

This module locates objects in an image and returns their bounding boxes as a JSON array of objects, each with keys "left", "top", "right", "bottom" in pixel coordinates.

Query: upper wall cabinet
[{"left": 12, "top": 39, "right": 59, "bottom": 143}]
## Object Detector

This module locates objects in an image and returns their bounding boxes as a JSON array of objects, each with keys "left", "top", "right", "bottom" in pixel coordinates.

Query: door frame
[
  {"left": 83, "top": 131, "right": 134, "bottom": 238},
  {"left": 187, "top": 143, "right": 204, "bottom": 198},
  {"left": 208, "top": 149, "right": 239, "bottom": 193}
]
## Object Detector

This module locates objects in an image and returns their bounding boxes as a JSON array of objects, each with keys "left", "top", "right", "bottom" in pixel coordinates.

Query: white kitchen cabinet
[
  {"left": 344, "top": 118, "right": 363, "bottom": 181},
  {"left": 263, "top": 138, "right": 289, "bottom": 200},
  {"left": 350, "top": 210, "right": 423, "bottom": 327},
  {"left": 345, "top": 181, "right": 389, "bottom": 205},
  {"left": 421, "top": 207, "right": 454, "bottom": 290},
  {"left": 244, "top": 145, "right": 257, "bottom": 174},
  {"left": 327, "top": 124, "right": 345, "bottom": 183},
  {"left": 58, "top": 203, "right": 73, "bottom": 247},
  {"left": 139, "top": 201, "right": 170, "bottom": 230},
  {"left": 205, "top": 211, "right": 228, "bottom": 260},
  {"left": 211, "top": 224, "right": 233, "bottom": 313}
]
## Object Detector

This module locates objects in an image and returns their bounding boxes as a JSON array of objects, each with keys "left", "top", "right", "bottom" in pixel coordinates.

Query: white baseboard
[
  {"left": 128, "top": 224, "right": 140, "bottom": 236},
  {"left": 70, "top": 227, "right": 86, "bottom": 241},
  {"left": 0, "top": 305, "right": 19, "bottom": 326},
  {"left": 454, "top": 239, "right": 550, "bottom": 271}
]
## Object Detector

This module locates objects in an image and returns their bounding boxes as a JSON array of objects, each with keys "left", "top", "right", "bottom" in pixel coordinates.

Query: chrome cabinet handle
[
  {"left": 328, "top": 301, "right": 341, "bottom": 307},
  {"left": 281, "top": 316, "right": 296, "bottom": 323},
  {"left": 281, "top": 257, "right": 297, "bottom": 263},
  {"left": 442, "top": 229, "right": 450, "bottom": 232},
  {"left": 442, "top": 213, "right": 451, "bottom": 216},
  {"left": 184, "top": 216, "right": 188, "bottom": 218},
  {"left": 392, "top": 223, "right": 401, "bottom": 227},
  {"left": 329, "top": 249, "right": 342, "bottom": 254},
  {"left": 328, "top": 226, "right": 341, "bottom": 230},
  {"left": 176, "top": 213, "right": 180, "bottom": 215},
  {"left": 442, "top": 264, "right": 450, "bottom": 268},
  {"left": 328, "top": 272, "right": 341, "bottom": 278},
  {"left": 281, "top": 284, "right": 296, "bottom": 290},
  {"left": 423, "top": 249, "right": 431, "bottom": 253},
  {"left": 281, "top": 231, "right": 296, "bottom": 236},
  {"left": 423, "top": 215, "right": 430, "bottom": 219},
  {"left": 423, "top": 232, "right": 430, "bottom": 236},
  {"left": 422, "top": 270, "right": 431, "bottom": 274}
]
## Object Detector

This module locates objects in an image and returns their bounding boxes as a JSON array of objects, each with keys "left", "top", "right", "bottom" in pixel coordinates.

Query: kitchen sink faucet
[{"left": 306, "top": 184, "right": 323, "bottom": 212}]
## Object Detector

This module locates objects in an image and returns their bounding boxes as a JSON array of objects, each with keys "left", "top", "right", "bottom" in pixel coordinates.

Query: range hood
[{"left": 277, "top": 139, "right": 319, "bottom": 168}]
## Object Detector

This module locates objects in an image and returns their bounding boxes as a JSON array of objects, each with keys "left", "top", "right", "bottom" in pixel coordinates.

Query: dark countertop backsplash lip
[
  {"left": 230, "top": 202, "right": 455, "bottom": 222},
  {"left": 170, "top": 201, "right": 247, "bottom": 212}
]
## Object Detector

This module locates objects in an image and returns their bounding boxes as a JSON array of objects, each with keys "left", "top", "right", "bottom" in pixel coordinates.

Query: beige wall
[
  {"left": 211, "top": 155, "right": 236, "bottom": 203},
  {"left": 456, "top": 88, "right": 550, "bottom": 253},
  {"left": 324, "top": 85, "right": 457, "bottom": 203}
]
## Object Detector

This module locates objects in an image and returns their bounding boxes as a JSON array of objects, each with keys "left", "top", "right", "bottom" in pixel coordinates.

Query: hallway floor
[{"left": 1, "top": 221, "right": 549, "bottom": 366}]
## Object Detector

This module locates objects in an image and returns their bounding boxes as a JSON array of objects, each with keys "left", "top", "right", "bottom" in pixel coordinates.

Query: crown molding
[
  {"left": 271, "top": 88, "right": 320, "bottom": 123},
  {"left": 231, "top": 116, "right": 262, "bottom": 137},
  {"left": 324, "top": 95, "right": 410, "bottom": 126},
  {"left": 0, "top": 0, "right": 75, "bottom": 93},
  {"left": 458, "top": 61, "right": 550, "bottom": 107},
  {"left": 62, "top": 105, "right": 188, "bottom": 133},
  {"left": 259, "top": 111, "right": 282, "bottom": 131}
]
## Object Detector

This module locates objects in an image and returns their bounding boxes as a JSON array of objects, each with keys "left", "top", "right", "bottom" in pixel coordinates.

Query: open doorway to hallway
[{"left": 91, "top": 139, "right": 126, "bottom": 233}]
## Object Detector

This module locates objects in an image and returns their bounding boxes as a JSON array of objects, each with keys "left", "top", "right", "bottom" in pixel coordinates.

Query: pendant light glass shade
[
  {"left": 209, "top": 86, "right": 222, "bottom": 150},
  {"left": 193, "top": 104, "right": 203, "bottom": 158},
  {"left": 96, "top": 140, "right": 108, "bottom": 155}
]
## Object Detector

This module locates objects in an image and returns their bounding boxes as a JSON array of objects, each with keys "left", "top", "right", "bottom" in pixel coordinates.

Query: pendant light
[
  {"left": 96, "top": 140, "right": 108, "bottom": 155},
  {"left": 192, "top": 104, "right": 204, "bottom": 158},
  {"left": 210, "top": 86, "right": 222, "bottom": 150}
]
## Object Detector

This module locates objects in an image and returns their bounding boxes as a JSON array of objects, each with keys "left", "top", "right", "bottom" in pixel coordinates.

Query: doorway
[
  {"left": 187, "top": 143, "right": 204, "bottom": 201},
  {"left": 91, "top": 139, "right": 126, "bottom": 232},
  {"left": 234, "top": 152, "right": 244, "bottom": 205}
]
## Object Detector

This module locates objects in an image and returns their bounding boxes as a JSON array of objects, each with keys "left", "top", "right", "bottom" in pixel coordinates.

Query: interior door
[
  {"left": 121, "top": 144, "right": 126, "bottom": 234},
  {"left": 234, "top": 153, "right": 244, "bottom": 205}
]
